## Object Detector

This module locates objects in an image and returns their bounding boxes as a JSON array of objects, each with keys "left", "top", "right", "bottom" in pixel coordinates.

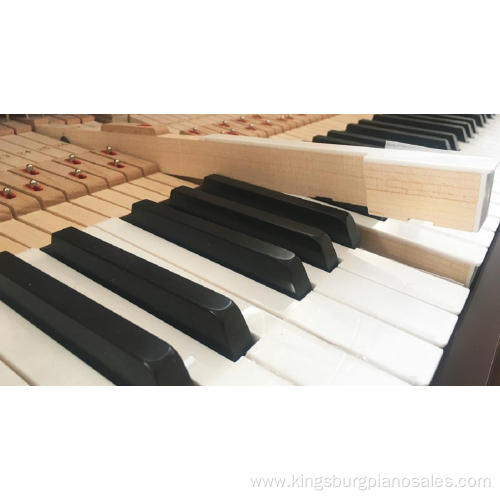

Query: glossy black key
[
  {"left": 201, "top": 174, "right": 361, "bottom": 248},
  {"left": 43, "top": 228, "right": 253, "bottom": 361},
  {"left": 325, "top": 130, "right": 386, "bottom": 147},
  {"left": 125, "top": 200, "right": 312, "bottom": 299},
  {"left": 0, "top": 251, "right": 192, "bottom": 386},
  {"left": 454, "top": 114, "right": 485, "bottom": 127},
  {"left": 168, "top": 186, "right": 338, "bottom": 271},
  {"left": 357, "top": 119, "right": 459, "bottom": 150},
  {"left": 313, "top": 134, "right": 374, "bottom": 147},
  {"left": 419, "top": 115, "right": 477, "bottom": 134},
  {"left": 406, "top": 115, "right": 474, "bottom": 139},
  {"left": 315, "top": 198, "right": 387, "bottom": 221},
  {"left": 373, "top": 115, "right": 468, "bottom": 142},
  {"left": 345, "top": 123, "right": 451, "bottom": 149}
]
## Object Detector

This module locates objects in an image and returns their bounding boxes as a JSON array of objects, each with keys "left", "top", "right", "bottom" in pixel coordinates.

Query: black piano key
[
  {"left": 168, "top": 186, "right": 338, "bottom": 272},
  {"left": 357, "top": 119, "right": 459, "bottom": 150},
  {"left": 419, "top": 115, "right": 477, "bottom": 134},
  {"left": 43, "top": 228, "right": 253, "bottom": 362},
  {"left": 405, "top": 115, "right": 474, "bottom": 139},
  {"left": 312, "top": 134, "right": 377, "bottom": 147},
  {"left": 454, "top": 114, "right": 485, "bottom": 127},
  {"left": 485, "top": 114, "right": 494, "bottom": 119},
  {"left": 0, "top": 251, "right": 192, "bottom": 386},
  {"left": 345, "top": 123, "right": 451, "bottom": 150},
  {"left": 325, "top": 130, "right": 387, "bottom": 147},
  {"left": 315, "top": 198, "right": 387, "bottom": 221},
  {"left": 124, "top": 200, "right": 312, "bottom": 300},
  {"left": 373, "top": 115, "right": 468, "bottom": 142},
  {"left": 200, "top": 174, "right": 361, "bottom": 248}
]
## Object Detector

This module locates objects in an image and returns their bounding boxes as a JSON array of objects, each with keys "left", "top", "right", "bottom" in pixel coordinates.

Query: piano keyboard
[{"left": 0, "top": 115, "right": 498, "bottom": 386}]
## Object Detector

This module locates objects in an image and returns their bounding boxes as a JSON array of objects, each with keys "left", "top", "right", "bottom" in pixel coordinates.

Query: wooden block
[
  {"left": 0, "top": 124, "right": 14, "bottom": 136},
  {"left": 93, "top": 188, "right": 144, "bottom": 210},
  {"left": 101, "top": 122, "right": 170, "bottom": 136},
  {"left": 89, "top": 148, "right": 158, "bottom": 175},
  {"left": 49, "top": 115, "right": 81, "bottom": 125},
  {"left": 0, "top": 134, "right": 68, "bottom": 159},
  {"left": 11, "top": 115, "right": 49, "bottom": 126},
  {"left": 23, "top": 132, "right": 88, "bottom": 154},
  {"left": 0, "top": 139, "right": 54, "bottom": 164},
  {"left": 0, "top": 219, "right": 51, "bottom": 248},
  {"left": 0, "top": 234, "right": 27, "bottom": 254},
  {"left": 9, "top": 167, "right": 88, "bottom": 200},
  {"left": 131, "top": 177, "right": 173, "bottom": 197},
  {"left": 363, "top": 150, "right": 495, "bottom": 231},
  {"left": 47, "top": 202, "right": 108, "bottom": 226},
  {"left": 36, "top": 160, "right": 108, "bottom": 194},
  {"left": 0, "top": 181, "right": 41, "bottom": 216},
  {"left": 20, "top": 210, "right": 84, "bottom": 233},
  {"left": 71, "top": 195, "right": 130, "bottom": 218},
  {"left": 71, "top": 114, "right": 95, "bottom": 123},
  {"left": 52, "top": 157, "right": 126, "bottom": 187},
  {"left": 94, "top": 114, "right": 129, "bottom": 123},
  {"left": 78, "top": 151, "right": 143, "bottom": 181},
  {"left": 112, "top": 183, "right": 166, "bottom": 202},
  {"left": 0, "top": 171, "right": 66, "bottom": 209},
  {"left": 0, "top": 120, "right": 31, "bottom": 134}
]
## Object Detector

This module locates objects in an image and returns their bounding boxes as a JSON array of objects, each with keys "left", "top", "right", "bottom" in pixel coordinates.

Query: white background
[{"left": 2, "top": 1, "right": 500, "bottom": 499}]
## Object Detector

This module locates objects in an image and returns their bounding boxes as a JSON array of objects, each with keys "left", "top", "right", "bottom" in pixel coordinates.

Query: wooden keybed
[{"left": 1, "top": 114, "right": 498, "bottom": 385}]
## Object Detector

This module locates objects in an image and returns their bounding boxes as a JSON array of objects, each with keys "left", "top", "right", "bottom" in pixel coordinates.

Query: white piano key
[
  {"left": 0, "top": 360, "right": 29, "bottom": 386},
  {"left": 331, "top": 244, "right": 468, "bottom": 314},
  {"left": 489, "top": 202, "right": 500, "bottom": 218},
  {"left": 482, "top": 215, "right": 499, "bottom": 232},
  {"left": 95, "top": 218, "right": 443, "bottom": 385},
  {"left": 245, "top": 315, "right": 407, "bottom": 385},
  {"left": 0, "top": 301, "right": 112, "bottom": 386},
  {"left": 19, "top": 249, "right": 289, "bottom": 386},
  {"left": 305, "top": 266, "right": 457, "bottom": 347}
]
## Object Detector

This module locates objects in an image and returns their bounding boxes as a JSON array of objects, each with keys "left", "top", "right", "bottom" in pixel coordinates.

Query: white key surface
[{"left": 0, "top": 359, "right": 29, "bottom": 386}]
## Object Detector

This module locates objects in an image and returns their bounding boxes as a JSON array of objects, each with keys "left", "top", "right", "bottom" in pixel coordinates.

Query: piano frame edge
[{"left": 432, "top": 225, "right": 500, "bottom": 385}]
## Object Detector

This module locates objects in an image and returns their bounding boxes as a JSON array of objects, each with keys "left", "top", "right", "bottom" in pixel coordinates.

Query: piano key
[
  {"left": 0, "top": 252, "right": 192, "bottom": 385},
  {"left": 19, "top": 209, "right": 84, "bottom": 233},
  {"left": 415, "top": 115, "right": 475, "bottom": 136},
  {"left": 0, "top": 300, "right": 112, "bottom": 385},
  {"left": 0, "top": 359, "right": 28, "bottom": 386},
  {"left": 89, "top": 149, "right": 158, "bottom": 176},
  {"left": 22, "top": 132, "right": 88, "bottom": 154},
  {"left": 20, "top": 248, "right": 289, "bottom": 386},
  {"left": 0, "top": 219, "right": 51, "bottom": 248},
  {"left": 329, "top": 243, "right": 468, "bottom": 314},
  {"left": 245, "top": 320, "right": 407, "bottom": 386},
  {"left": 200, "top": 174, "right": 361, "bottom": 248},
  {"left": 44, "top": 227, "right": 254, "bottom": 361},
  {"left": 373, "top": 115, "right": 469, "bottom": 142},
  {"left": 71, "top": 195, "right": 130, "bottom": 218},
  {"left": 112, "top": 182, "right": 167, "bottom": 202},
  {"left": 356, "top": 119, "right": 459, "bottom": 150},
  {"left": 168, "top": 186, "right": 338, "bottom": 271},
  {"left": 54, "top": 156, "right": 126, "bottom": 187},
  {"left": 323, "top": 131, "right": 387, "bottom": 147},
  {"left": 77, "top": 152, "right": 143, "bottom": 181},
  {"left": 307, "top": 197, "right": 486, "bottom": 286},
  {"left": 454, "top": 114, "right": 486, "bottom": 127},
  {"left": 47, "top": 202, "right": 108, "bottom": 226},
  {"left": 0, "top": 235, "right": 27, "bottom": 253},
  {"left": 345, "top": 123, "right": 451, "bottom": 150},
  {"left": 125, "top": 200, "right": 312, "bottom": 299},
  {"left": 95, "top": 218, "right": 443, "bottom": 384},
  {"left": 312, "top": 134, "right": 379, "bottom": 147},
  {"left": 304, "top": 266, "right": 457, "bottom": 347}
]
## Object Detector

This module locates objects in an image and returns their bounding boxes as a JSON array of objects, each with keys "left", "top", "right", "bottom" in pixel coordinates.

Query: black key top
[
  {"left": 345, "top": 123, "right": 451, "bottom": 149},
  {"left": 200, "top": 174, "right": 361, "bottom": 248},
  {"left": 312, "top": 134, "right": 377, "bottom": 147},
  {"left": 419, "top": 115, "right": 477, "bottom": 134},
  {"left": 357, "top": 119, "right": 459, "bottom": 150},
  {"left": 0, "top": 251, "right": 192, "bottom": 386},
  {"left": 405, "top": 115, "right": 474, "bottom": 139},
  {"left": 315, "top": 198, "right": 387, "bottom": 221},
  {"left": 125, "top": 200, "right": 312, "bottom": 300},
  {"left": 454, "top": 114, "right": 485, "bottom": 127},
  {"left": 325, "top": 130, "right": 386, "bottom": 147},
  {"left": 43, "top": 228, "right": 253, "bottom": 361},
  {"left": 373, "top": 115, "right": 468, "bottom": 142},
  {"left": 485, "top": 114, "right": 494, "bottom": 119},
  {"left": 168, "top": 186, "right": 338, "bottom": 272}
]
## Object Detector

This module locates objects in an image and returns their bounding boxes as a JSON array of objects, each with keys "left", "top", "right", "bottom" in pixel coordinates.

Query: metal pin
[
  {"left": 25, "top": 163, "right": 35, "bottom": 173},
  {"left": 2, "top": 186, "right": 11, "bottom": 196},
  {"left": 29, "top": 179, "right": 38, "bottom": 187},
  {"left": 248, "top": 123, "right": 255, "bottom": 129},
  {"left": 106, "top": 146, "right": 113, "bottom": 153},
  {"left": 239, "top": 116, "right": 245, "bottom": 120},
  {"left": 74, "top": 168, "right": 82, "bottom": 176},
  {"left": 265, "top": 119, "right": 271, "bottom": 124},
  {"left": 222, "top": 120, "right": 228, "bottom": 125},
  {"left": 280, "top": 115, "right": 285, "bottom": 120},
  {"left": 69, "top": 153, "right": 76, "bottom": 161},
  {"left": 192, "top": 127, "right": 198, "bottom": 133},
  {"left": 114, "top": 159, "right": 121, "bottom": 166}
]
